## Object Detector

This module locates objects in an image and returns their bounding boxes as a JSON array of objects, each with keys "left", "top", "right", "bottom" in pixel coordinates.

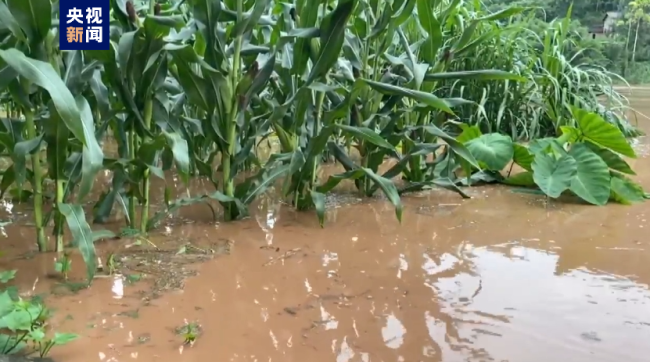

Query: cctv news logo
[{"left": 59, "top": 0, "right": 110, "bottom": 50}]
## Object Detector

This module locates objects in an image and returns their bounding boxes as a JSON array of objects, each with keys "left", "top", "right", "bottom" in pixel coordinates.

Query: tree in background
[
  {"left": 485, "top": 0, "right": 650, "bottom": 83},
  {"left": 627, "top": 0, "right": 650, "bottom": 63}
]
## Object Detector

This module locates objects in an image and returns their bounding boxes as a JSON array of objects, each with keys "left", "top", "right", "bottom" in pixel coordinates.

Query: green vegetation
[
  {"left": 0, "top": 0, "right": 647, "bottom": 305},
  {"left": 0, "top": 270, "right": 77, "bottom": 357},
  {"left": 486, "top": 0, "right": 650, "bottom": 84},
  {"left": 453, "top": 106, "right": 646, "bottom": 205}
]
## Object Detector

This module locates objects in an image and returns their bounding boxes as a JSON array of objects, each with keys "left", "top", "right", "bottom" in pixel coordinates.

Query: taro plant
[
  {"left": 0, "top": 270, "right": 78, "bottom": 357},
  {"left": 451, "top": 106, "right": 647, "bottom": 205}
]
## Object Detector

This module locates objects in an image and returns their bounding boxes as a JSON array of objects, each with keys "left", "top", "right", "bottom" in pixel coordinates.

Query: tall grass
[{"left": 409, "top": 4, "right": 643, "bottom": 140}]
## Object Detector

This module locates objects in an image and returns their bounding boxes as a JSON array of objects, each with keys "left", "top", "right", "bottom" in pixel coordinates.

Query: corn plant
[
  {"left": 89, "top": 0, "right": 191, "bottom": 233},
  {"left": 0, "top": 0, "right": 116, "bottom": 286},
  {"left": 0, "top": 0, "right": 105, "bottom": 256},
  {"left": 258, "top": 0, "right": 531, "bottom": 224},
  {"left": 159, "top": 0, "right": 295, "bottom": 221}
]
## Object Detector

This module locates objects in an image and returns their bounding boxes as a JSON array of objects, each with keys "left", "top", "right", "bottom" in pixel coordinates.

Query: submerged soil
[{"left": 1, "top": 90, "right": 650, "bottom": 362}]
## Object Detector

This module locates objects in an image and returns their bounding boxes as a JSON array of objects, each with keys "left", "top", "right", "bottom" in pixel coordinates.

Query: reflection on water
[
  {"left": 255, "top": 189, "right": 281, "bottom": 246},
  {"left": 382, "top": 313, "right": 406, "bottom": 349},
  {"left": 111, "top": 275, "right": 124, "bottom": 299},
  {"left": 430, "top": 244, "right": 650, "bottom": 362}
]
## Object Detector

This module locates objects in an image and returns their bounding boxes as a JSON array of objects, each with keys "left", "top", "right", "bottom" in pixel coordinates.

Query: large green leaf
[
  {"left": 162, "top": 131, "right": 190, "bottom": 182},
  {"left": 335, "top": 125, "right": 395, "bottom": 150},
  {"left": 0, "top": 1, "right": 25, "bottom": 42},
  {"left": 503, "top": 171, "right": 536, "bottom": 187},
  {"left": 310, "top": 190, "right": 327, "bottom": 227},
  {"left": 452, "top": 20, "right": 479, "bottom": 53},
  {"left": 456, "top": 124, "right": 482, "bottom": 143},
  {"left": 13, "top": 135, "right": 42, "bottom": 188},
  {"left": 172, "top": 63, "right": 212, "bottom": 111},
  {"left": 316, "top": 168, "right": 402, "bottom": 223},
  {"left": 245, "top": 54, "right": 276, "bottom": 101},
  {"left": 89, "top": 69, "right": 110, "bottom": 119},
  {"left": 567, "top": 143, "right": 611, "bottom": 205},
  {"left": 163, "top": 43, "right": 217, "bottom": 72},
  {"left": 293, "top": 1, "right": 321, "bottom": 77},
  {"left": 58, "top": 203, "right": 96, "bottom": 284},
  {"left": 417, "top": 0, "right": 442, "bottom": 64},
  {"left": 513, "top": 143, "right": 534, "bottom": 171},
  {"left": 420, "top": 125, "right": 480, "bottom": 169},
  {"left": 76, "top": 96, "right": 104, "bottom": 202},
  {"left": 572, "top": 106, "right": 636, "bottom": 158},
  {"left": 465, "top": 133, "right": 513, "bottom": 171},
  {"left": 6, "top": 0, "right": 51, "bottom": 43},
  {"left": 0, "top": 49, "right": 88, "bottom": 146},
  {"left": 117, "top": 30, "right": 137, "bottom": 78},
  {"left": 584, "top": 141, "right": 635, "bottom": 175},
  {"left": 609, "top": 172, "right": 646, "bottom": 205},
  {"left": 531, "top": 153, "right": 577, "bottom": 198},
  {"left": 305, "top": 0, "right": 356, "bottom": 85},
  {"left": 392, "top": 0, "right": 417, "bottom": 26},
  {"left": 236, "top": 0, "right": 270, "bottom": 35},
  {"left": 424, "top": 70, "right": 526, "bottom": 82},
  {"left": 362, "top": 79, "right": 472, "bottom": 114}
]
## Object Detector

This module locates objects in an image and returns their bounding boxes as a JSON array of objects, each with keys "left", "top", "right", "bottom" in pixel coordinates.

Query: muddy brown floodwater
[{"left": 2, "top": 90, "right": 650, "bottom": 362}]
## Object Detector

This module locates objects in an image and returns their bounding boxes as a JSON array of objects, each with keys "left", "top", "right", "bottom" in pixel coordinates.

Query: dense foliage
[
  {"left": 0, "top": 0, "right": 646, "bottom": 291},
  {"left": 486, "top": 0, "right": 650, "bottom": 84}
]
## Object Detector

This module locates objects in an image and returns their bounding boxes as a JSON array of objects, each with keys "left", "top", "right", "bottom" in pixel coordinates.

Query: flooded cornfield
[{"left": 0, "top": 88, "right": 646, "bottom": 362}]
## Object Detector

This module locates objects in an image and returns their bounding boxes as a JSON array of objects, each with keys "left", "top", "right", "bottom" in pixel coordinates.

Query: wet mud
[
  {"left": 1, "top": 89, "right": 650, "bottom": 361},
  {"left": 0, "top": 356, "right": 53, "bottom": 362}
]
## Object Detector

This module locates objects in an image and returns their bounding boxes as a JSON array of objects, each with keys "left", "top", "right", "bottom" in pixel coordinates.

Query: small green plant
[
  {"left": 54, "top": 252, "right": 72, "bottom": 281},
  {"left": 0, "top": 270, "right": 78, "bottom": 357},
  {"left": 183, "top": 329, "right": 197, "bottom": 346},
  {"left": 106, "top": 253, "right": 117, "bottom": 276},
  {"left": 175, "top": 321, "right": 202, "bottom": 346}
]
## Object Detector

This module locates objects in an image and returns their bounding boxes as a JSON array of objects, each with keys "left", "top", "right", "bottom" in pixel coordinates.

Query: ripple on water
[
  {"left": 12, "top": 180, "right": 650, "bottom": 362},
  {"left": 426, "top": 245, "right": 650, "bottom": 362}
]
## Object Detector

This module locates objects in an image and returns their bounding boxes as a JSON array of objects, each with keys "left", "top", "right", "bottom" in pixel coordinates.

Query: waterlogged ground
[{"left": 2, "top": 90, "right": 650, "bottom": 361}]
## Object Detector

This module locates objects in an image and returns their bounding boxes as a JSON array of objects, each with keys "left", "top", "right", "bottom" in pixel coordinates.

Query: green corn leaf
[
  {"left": 6, "top": 0, "right": 51, "bottom": 43},
  {"left": 305, "top": 0, "right": 357, "bottom": 86},
  {"left": 76, "top": 96, "right": 104, "bottom": 202},
  {"left": 58, "top": 203, "right": 97, "bottom": 284},
  {"left": 0, "top": 49, "right": 89, "bottom": 146}
]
